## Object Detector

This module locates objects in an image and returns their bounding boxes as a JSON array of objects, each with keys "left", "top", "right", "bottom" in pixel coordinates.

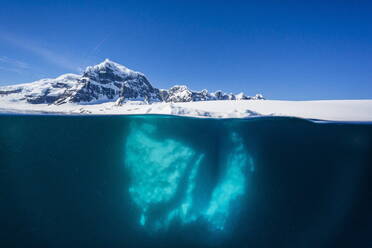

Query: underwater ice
[
  {"left": 124, "top": 121, "right": 253, "bottom": 231},
  {"left": 204, "top": 132, "right": 250, "bottom": 230}
]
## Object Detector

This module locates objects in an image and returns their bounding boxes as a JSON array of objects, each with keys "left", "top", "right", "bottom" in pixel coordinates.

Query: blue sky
[{"left": 0, "top": 0, "right": 371, "bottom": 100}]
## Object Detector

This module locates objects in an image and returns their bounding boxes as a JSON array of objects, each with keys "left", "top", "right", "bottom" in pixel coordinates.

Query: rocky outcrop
[{"left": 156, "top": 85, "right": 264, "bottom": 103}]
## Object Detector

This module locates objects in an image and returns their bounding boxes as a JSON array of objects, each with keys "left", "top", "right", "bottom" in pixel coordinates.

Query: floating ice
[
  {"left": 204, "top": 132, "right": 250, "bottom": 230},
  {"left": 125, "top": 121, "right": 204, "bottom": 229},
  {"left": 124, "top": 121, "right": 253, "bottom": 231}
]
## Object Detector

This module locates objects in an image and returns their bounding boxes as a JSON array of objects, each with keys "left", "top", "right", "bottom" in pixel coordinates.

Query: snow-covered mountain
[{"left": 0, "top": 59, "right": 264, "bottom": 105}]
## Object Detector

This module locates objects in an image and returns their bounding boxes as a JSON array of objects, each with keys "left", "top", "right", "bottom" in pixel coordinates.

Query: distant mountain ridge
[{"left": 0, "top": 59, "right": 264, "bottom": 105}]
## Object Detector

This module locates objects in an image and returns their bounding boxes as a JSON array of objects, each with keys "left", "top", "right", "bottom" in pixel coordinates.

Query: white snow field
[{"left": 0, "top": 97, "right": 371, "bottom": 122}]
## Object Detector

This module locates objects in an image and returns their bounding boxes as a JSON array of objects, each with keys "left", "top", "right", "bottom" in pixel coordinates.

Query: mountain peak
[
  {"left": 99, "top": 58, "right": 121, "bottom": 68},
  {"left": 84, "top": 59, "right": 144, "bottom": 78},
  {"left": 103, "top": 58, "right": 112, "bottom": 63}
]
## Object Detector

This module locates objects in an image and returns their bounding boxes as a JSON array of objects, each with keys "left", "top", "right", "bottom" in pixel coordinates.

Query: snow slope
[{"left": 0, "top": 98, "right": 371, "bottom": 122}]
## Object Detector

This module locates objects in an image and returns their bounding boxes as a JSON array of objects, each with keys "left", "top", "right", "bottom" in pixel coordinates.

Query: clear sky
[{"left": 0, "top": 0, "right": 371, "bottom": 100}]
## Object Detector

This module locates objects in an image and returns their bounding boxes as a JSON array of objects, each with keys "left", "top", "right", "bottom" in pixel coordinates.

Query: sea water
[{"left": 0, "top": 115, "right": 371, "bottom": 247}]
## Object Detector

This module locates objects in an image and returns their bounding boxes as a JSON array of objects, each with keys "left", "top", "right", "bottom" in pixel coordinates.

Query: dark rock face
[
  {"left": 0, "top": 59, "right": 264, "bottom": 105},
  {"left": 26, "top": 93, "right": 60, "bottom": 104},
  {"left": 56, "top": 60, "right": 161, "bottom": 104},
  {"left": 0, "top": 88, "right": 22, "bottom": 95}
]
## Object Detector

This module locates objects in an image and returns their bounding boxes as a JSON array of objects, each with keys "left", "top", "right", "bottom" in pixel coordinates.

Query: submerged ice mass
[
  {"left": 124, "top": 121, "right": 254, "bottom": 231},
  {"left": 205, "top": 132, "right": 250, "bottom": 230},
  {"left": 124, "top": 121, "right": 204, "bottom": 229}
]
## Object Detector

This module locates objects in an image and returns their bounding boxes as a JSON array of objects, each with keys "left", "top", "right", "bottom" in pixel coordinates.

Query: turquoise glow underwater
[{"left": 124, "top": 119, "right": 254, "bottom": 231}]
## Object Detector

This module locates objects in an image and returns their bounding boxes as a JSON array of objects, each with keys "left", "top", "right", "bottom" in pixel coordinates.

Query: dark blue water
[{"left": 0, "top": 115, "right": 371, "bottom": 247}]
